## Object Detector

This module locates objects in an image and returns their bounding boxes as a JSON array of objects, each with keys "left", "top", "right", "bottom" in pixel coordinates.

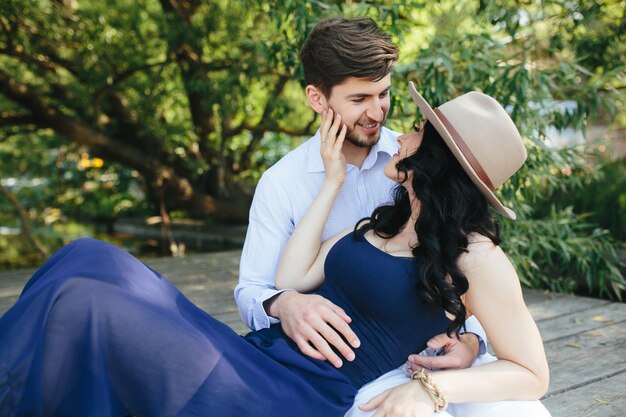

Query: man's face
[{"left": 325, "top": 74, "right": 391, "bottom": 148}]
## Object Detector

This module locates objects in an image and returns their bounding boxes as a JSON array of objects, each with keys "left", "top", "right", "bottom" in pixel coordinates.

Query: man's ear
[{"left": 305, "top": 85, "right": 328, "bottom": 113}]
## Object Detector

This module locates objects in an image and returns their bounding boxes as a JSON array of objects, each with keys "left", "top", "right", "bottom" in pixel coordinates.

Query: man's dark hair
[{"left": 300, "top": 17, "right": 399, "bottom": 97}]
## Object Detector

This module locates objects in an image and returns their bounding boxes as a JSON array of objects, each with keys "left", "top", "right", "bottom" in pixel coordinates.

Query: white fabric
[{"left": 346, "top": 354, "right": 552, "bottom": 417}]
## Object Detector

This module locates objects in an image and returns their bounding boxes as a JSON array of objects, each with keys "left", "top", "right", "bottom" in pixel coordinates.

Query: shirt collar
[{"left": 306, "top": 127, "right": 398, "bottom": 173}]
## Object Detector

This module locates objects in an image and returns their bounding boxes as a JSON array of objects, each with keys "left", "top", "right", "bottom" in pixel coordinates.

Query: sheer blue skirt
[{"left": 0, "top": 239, "right": 355, "bottom": 416}]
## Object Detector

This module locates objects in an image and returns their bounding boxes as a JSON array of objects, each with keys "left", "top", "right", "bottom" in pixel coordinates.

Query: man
[{"left": 236, "top": 17, "right": 550, "bottom": 417}]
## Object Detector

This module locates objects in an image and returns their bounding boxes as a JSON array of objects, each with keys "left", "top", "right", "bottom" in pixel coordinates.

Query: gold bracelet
[{"left": 411, "top": 369, "right": 448, "bottom": 412}]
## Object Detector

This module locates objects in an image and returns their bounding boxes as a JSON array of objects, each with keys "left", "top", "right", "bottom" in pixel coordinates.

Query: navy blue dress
[{"left": 0, "top": 232, "right": 450, "bottom": 417}]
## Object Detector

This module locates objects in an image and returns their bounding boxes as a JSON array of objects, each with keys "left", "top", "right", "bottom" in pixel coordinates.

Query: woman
[
  {"left": 0, "top": 84, "right": 548, "bottom": 417},
  {"left": 275, "top": 82, "right": 549, "bottom": 416}
]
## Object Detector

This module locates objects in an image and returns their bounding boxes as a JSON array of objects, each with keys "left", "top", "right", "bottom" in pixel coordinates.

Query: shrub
[{"left": 501, "top": 207, "right": 625, "bottom": 300}]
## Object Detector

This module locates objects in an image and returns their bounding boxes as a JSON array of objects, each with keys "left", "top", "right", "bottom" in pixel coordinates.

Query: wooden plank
[
  {"left": 544, "top": 322, "right": 626, "bottom": 396},
  {"left": 0, "top": 269, "right": 35, "bottom": 290},
  {"left": 526, "top": 293, "right": 608, "bottom": 322},
  {"left": 145, "top": 251, "right": 241, "bottom": 274},
  {"left": 542, "top": 371, "right": 626, "bottom": 417},
  {"left": 536, "top": 302, "right": 626, "bottom": 342},
  {"left": 0, "top": 285, "right": 22, "bottom": 299},
  {"left": 0, "top": 269, "right": 30, "bottom": 314},
  {"left": 0, "top": 295, "right": 20, "bottom": 315}
]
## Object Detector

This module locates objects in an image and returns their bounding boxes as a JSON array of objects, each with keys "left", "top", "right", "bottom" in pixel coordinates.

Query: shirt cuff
[
  {"left": 460, "top": 315, "right": 488, "bottom": 356},
  {"left": 251, "top": 288, "right": 294, "bottom": 330}
]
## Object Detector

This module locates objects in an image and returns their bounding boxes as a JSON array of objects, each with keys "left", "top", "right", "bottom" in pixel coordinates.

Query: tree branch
[
  {"left": 225, "top": 74, "right": 297, "bottom": 139},
  {"left": 0, "top": 183, "right": 49, "bottom": 258},
  {"left": 0, "top": 126, "right": 41, "bottom": 143},
  {"left": 6, "top": 15, "right": 82, "bottom": 78},
  {"left": 93, "top": 57, "right": 173, "bottom": 103},
  {"left": 98, "top": 91, "right": 196, "bottom": 180},
  {"left": 0, "top": 47, "right": 61, "bottom": 74},
  {"left": 236, "top": 74, "right": 291, "bottom": 171},
  {"left": 229, "top": 114, "right": 317, "bottom": 138},
  {"left": 0, "top": 15, "right": 13, "bottom": 48},
  {"left": 203, "top": 58, "right": 237, "bottom": 72},
  {"left": 0, "top": 111, "right": 36, "bottom": 127},
  {"left": 0, "top": 69, "right": 202, "bottom": 208},
  {"left": 159, "top": 0, "right": 216, "bottom": 164}
]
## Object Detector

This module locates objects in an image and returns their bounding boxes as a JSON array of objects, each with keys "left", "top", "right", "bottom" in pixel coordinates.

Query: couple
[
  {"left": 236, "top": 17, "right": 551, "bottom": 417},
  {"left": 0, "top": 17, "right": 550, "bottom": 417}
]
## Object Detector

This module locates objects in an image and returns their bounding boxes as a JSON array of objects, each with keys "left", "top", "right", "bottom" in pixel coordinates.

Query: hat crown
[{"left": 438, "top": 92, "right": 527, "bottom": 189}]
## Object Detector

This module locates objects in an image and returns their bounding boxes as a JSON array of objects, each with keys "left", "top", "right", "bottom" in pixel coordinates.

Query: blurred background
[{"left": 0, "top": 0, "right": 624, "bottom": 300}]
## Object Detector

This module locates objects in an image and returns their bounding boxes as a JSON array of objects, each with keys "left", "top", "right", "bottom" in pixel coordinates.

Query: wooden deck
[{"left": 1, "top": 250, "right": 625, "bottom": 417}]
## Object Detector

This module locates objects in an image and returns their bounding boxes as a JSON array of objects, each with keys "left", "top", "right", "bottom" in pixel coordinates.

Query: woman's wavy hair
[{"left": 357, "top": 121, "right": 501, "bottom": 334}]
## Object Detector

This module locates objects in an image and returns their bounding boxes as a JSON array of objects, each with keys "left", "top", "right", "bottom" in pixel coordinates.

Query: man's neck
[{"left": 342, "top": 141, "right": 373, "bottom": 169}]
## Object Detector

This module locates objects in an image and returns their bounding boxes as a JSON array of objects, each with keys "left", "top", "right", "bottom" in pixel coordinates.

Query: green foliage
[
  {"left": 535, "top": 158, "right": 626, "bottom": 241},
  {"left": 0, "top": 129, "right": 150, "bottom": 224},
  {"left": 501, "top": 207, "right": 625, "bottom": 300},
  {"left": 0, "top": 235, "right": 44, "bottom": 270}
]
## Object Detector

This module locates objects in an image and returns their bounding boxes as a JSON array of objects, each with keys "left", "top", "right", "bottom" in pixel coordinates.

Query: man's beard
[{"left": 345, "top": 121, "right": 384, "bottom": 148}]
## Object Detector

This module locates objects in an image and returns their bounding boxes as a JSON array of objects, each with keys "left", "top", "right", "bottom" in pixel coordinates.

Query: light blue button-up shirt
[{"left": 235, "top": 127, "right": 400, "bottom": 330}]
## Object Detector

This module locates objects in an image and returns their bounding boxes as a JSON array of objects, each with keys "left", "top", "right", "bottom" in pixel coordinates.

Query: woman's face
[{"left": 384, "top": 122, "right": 425, "bottom": 183}]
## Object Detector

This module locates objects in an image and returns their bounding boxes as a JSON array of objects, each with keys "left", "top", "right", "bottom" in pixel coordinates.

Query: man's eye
[{"left": 351, "top": 99, "right": 364, "bottom": 103}]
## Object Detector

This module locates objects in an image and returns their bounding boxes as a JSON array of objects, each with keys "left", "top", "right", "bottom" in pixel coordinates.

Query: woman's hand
[
  {"left": 358, "top": 381, "right": 436, "bottom": 417},
  {"left": 320, "top": 109, "right": 347, "bottom": 187}
]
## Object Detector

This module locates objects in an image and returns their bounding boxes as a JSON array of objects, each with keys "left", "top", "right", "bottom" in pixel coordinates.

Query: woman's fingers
[
  {"left": 321, "top": 109, "right": 344, "bottom": 150},
  {"left": 358, "top": 390, "right": 387, "bottom": 412},
  {"left": 333, "top": 123, "right": 347, "bottom": 154},
  {"left": 320, "top": 109, "right": 346, "bottom": 185},
  {"left": 322, "top": 113, "right": 342, "bottom": 158},
  {"left": 320, "top": 108, "right": 334, "bottom": 145},
  {"left": 327, "top": 112, "right": 342, "bottom": 143}
]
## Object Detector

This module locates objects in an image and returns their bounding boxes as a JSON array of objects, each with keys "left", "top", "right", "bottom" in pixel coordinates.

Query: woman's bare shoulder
[{"left": 459, "top": 233, "right": 510, "bottom": 274}]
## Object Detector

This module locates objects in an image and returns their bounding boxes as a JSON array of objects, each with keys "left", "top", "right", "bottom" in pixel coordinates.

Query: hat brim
[{"left": 408, "top": 81, "right": 516, "bottom": 220}]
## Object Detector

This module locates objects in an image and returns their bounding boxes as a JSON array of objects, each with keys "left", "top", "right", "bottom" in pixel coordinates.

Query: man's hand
[
  {"left": 405, "top": 332, "right": 480, "bottom": 372},
  {"left": 267, "top": 291, "right": 360, "bottom": 368}
]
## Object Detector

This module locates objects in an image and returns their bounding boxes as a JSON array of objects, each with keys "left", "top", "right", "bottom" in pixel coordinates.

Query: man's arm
[
  {"left": 237, "top": 116, "right": 364, "bottom": 367},
  {"left": 234, "top": 170, "right": 359, "bottom": 365},
  {"left": 237, "top": 203, "right": 358, "bottom": 365},
  {"left": 234, "top": 173, "right": 293, "bottom": 330}
]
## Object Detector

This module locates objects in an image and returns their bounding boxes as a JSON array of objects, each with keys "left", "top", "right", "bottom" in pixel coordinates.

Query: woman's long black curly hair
[{"left": 357, "top": 121, "right": 501, "bottom": 334}]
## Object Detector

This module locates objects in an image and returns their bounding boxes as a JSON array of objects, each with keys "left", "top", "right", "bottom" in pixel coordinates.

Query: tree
[{"left": 1, "top": 0, "right": 312, "bottom": 220}]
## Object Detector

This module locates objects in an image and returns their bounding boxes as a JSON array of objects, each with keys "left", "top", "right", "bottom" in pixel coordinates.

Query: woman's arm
[
  {"left": 274, "top": 109, "right": 349, "bottom": 292},
  {"left": 428, "top": 242, "right": 549, "bottom": 401},
  {"left": 360, "top": 242, "right": 549, "bottom": 415}
]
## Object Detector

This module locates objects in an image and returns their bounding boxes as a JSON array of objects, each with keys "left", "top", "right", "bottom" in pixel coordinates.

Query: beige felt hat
[{"left": 408, "top": 81, "right": 526, "bottom": 220}]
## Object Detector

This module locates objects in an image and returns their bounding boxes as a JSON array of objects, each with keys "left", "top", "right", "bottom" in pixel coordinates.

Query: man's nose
[{"left": 365, "top": 100, "right": 384, "bottom": 123}]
